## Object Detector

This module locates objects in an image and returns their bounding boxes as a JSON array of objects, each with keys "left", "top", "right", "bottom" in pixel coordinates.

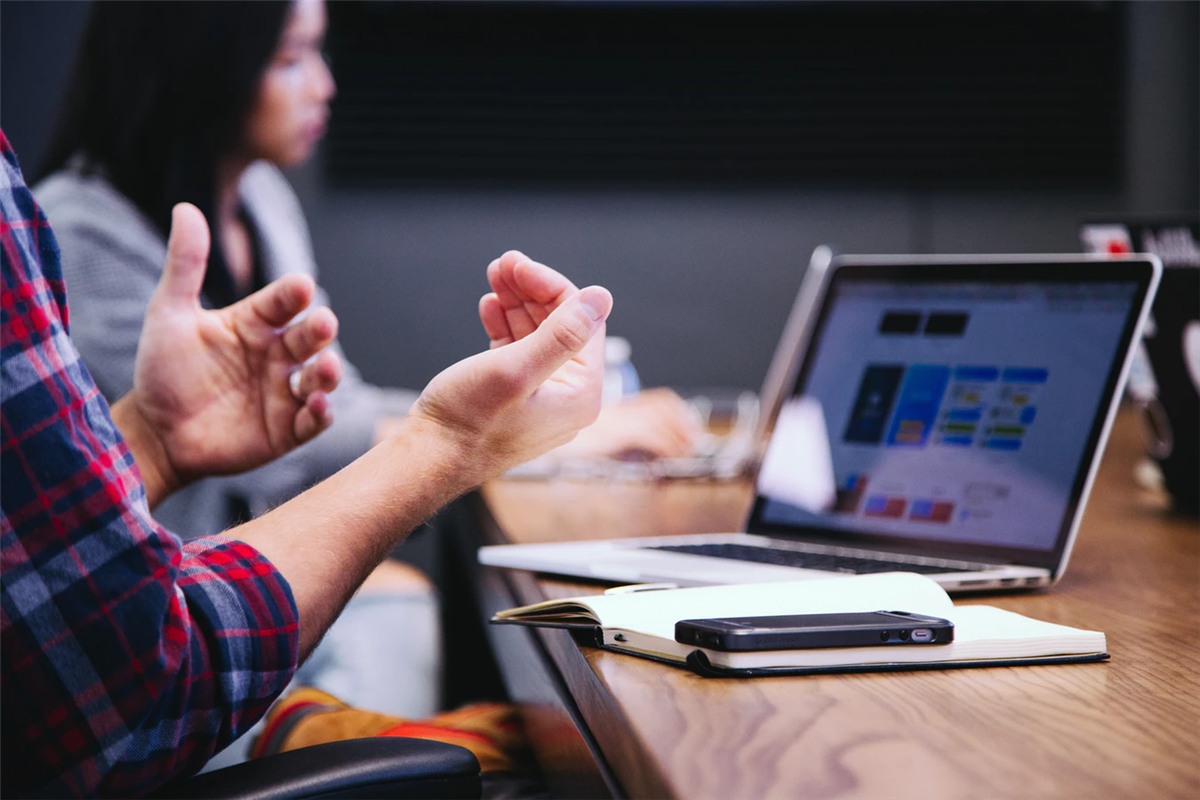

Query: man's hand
[
  {"left": 406, "top": 251, "right": 612, "bottom": 486},
  {"left": 112, "top": 203, "right": 343, "bottom": 507}
]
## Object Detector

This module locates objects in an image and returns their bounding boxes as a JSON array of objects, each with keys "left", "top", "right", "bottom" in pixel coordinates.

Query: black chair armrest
[{"left": 154, "top": 738, "right": 481, "bottom": 800}]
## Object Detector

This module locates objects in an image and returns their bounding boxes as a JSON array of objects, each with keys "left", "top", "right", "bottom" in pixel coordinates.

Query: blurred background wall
[{"left": 2, "top": 1, "right": 1197, "bottom": 394}]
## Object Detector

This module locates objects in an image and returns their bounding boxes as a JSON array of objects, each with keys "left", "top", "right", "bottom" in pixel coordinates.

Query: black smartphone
[{"left": 674, "top": 610, "right": 954, "bottom": 651}]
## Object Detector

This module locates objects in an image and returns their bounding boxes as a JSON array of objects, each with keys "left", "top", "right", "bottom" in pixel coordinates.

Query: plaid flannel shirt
[{"left": 0, "top": 130, "right": 299, "bottom": 797}]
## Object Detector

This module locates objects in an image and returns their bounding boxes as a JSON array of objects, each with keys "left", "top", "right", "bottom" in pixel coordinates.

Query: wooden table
[{"left": 472, "top": 409, "right": 1200, "bottom": 799}]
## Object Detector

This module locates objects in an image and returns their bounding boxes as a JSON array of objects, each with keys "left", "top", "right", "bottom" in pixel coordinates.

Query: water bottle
[{"left": 603, "top": 336, "right": 640, "bottom": 404}]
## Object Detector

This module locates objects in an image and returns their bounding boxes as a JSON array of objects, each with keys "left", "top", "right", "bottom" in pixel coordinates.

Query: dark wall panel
[{"left": 326, "top": 1, "right": 1125, "bottom": 190}]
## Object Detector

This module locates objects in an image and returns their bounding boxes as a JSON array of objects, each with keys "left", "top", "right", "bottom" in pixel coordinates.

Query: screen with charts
[{"left": 758, "top": 278, "right": 1140, "bottom": 552}]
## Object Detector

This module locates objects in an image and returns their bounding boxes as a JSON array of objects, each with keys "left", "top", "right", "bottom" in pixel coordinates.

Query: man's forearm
[{"left": 228, "top": 416, "right": 474, "bottom": 658}]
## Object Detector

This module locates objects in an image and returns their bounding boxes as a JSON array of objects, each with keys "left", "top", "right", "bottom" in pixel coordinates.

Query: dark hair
[{"left": 39, "top": 0, "right": 292, "bottom": 306}]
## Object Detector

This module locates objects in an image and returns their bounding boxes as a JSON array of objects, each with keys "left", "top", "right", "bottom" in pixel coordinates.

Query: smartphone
[{"left": 674, "top": 610, "right": 954, "bottom": 651}]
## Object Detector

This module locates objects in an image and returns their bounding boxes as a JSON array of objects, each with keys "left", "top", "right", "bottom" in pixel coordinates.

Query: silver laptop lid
[
  {"left": 753, "top": 245, "right": 834, "bottom": 455},
  {"left": 746, "top": 254, "right": 1161, "bottom": 577}
]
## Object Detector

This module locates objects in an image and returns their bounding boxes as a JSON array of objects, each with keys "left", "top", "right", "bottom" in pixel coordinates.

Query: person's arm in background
[{"left": 551, "top": 387, "right": 701, "bottom": 460}]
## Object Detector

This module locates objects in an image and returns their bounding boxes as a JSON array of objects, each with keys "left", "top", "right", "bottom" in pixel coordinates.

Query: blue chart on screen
[{"left": 886, "top": 366, "right": 950, "bottom": 447}]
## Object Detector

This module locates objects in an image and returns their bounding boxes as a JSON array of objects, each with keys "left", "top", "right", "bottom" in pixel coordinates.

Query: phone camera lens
[
  {"left": 880, "top": 631, "right": 890, "bottom": 642},
  {"left": 899, "top": 630, "right": 910, "bottom": 641}
]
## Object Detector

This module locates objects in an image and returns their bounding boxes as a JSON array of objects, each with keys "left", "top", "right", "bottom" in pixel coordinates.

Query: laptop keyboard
[{"left": 647, "top": 543, "right": 970, "bottom": 575}]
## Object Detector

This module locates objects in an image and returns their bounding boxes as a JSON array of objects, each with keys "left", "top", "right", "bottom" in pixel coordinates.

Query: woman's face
[{"left": 244, "top": 0, "right": 336, "bottom": 167}]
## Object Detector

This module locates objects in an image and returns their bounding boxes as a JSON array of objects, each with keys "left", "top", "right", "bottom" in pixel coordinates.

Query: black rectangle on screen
[
  {"left": 924, "top": 312, "right": 969, "bottom": 335},
  {"left": 880, "top": 312, "right": 922, "bottom": 335}
]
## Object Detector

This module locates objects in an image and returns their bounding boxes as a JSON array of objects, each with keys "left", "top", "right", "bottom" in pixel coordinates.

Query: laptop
[
  {"left": 480, "top": 254, "right": 1162, "bottom": 592},
  {"left": 1080, "top": 218, "right": 1199, "bottom": 514}
]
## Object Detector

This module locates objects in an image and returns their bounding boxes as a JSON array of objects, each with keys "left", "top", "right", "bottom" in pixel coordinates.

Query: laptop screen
[{"left": 751, "top": 259, "right": 1155, "bottom": 567}]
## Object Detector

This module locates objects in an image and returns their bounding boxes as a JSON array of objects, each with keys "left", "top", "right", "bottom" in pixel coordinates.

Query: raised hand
[
  {"left": 114, "top": 203, "right": 343, "bottom": 505},
  {"left": 481, "top": 255, "right": 700, "bottom": 462},
  {"left": 407, "top": 251, "right": 612, "bottom": 482},
  {"left": 477, "top": 249, "right": 579, "bottom": 347}
]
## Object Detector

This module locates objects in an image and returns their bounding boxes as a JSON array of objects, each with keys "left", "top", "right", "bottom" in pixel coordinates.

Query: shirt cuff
[{"left": 178, "top": 536, "right": 300, "bottom": 743}]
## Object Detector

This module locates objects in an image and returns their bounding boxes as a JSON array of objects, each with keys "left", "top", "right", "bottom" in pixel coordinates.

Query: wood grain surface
[{"left": 481, "top": 409, "right": 1200, "bottom": 799}]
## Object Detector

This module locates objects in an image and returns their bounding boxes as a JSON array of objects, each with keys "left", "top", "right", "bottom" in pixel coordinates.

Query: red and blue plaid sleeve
[{"left": 0, "top": 130, "right": 300, "bottom": 797}]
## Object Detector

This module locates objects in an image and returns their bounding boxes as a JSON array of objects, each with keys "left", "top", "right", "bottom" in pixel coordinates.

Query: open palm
[{"left": 128, "top": 204, "right": 342, "bottom": 486}]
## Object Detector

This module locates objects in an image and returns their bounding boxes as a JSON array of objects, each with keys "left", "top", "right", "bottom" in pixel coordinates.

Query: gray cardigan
[{"left": 35, "top": 161, "right": 418, "bottom": 538}]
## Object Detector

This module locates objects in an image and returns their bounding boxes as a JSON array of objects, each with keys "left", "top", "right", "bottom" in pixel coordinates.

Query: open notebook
[{"left": 492, "top": 573, "right": 1108, "bottom": 677}]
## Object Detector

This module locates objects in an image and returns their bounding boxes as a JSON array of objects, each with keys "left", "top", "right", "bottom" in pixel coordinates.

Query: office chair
[{"left": 154, "top": 737, "right": 481, "bottom": 799}]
